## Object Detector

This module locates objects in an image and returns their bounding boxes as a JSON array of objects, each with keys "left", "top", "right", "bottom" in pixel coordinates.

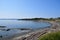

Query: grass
[{"left": 38, "top": 31, "right": 60, "bottom": 40}]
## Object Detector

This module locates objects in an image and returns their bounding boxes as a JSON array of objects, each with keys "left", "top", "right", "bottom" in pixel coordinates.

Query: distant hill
[{"left": 18, "top": 17, "right": 60, "bottom": 21}]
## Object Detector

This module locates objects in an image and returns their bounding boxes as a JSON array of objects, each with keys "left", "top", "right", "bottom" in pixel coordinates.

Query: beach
[
  {"left": 0, "top": 21, "right": 60, "bottom": 40},
  {"left": 12, "top": 21, "right": 60, "bottom": 40}
]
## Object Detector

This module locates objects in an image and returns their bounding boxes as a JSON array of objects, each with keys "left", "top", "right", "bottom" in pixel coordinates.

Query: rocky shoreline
[
  {"left": 0, "top": 21, "right": 60, "bottom": 40},
  {"left": 12, "top": 21, "right": 60, "bottom": 40}
]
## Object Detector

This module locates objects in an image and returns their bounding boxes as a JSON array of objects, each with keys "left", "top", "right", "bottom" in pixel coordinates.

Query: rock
[
  {"left": 0, "top": 35, "right": 2, "bottom": 38},
  {"left": 6, "top": 29, "right": 10, "bottom": 31},
  {"left": 0, "top": 26, "right": 6, "bottom": 28}
]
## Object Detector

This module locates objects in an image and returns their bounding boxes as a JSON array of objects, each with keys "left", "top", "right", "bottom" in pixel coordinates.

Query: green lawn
[{"left": 38, "top": 31, "right": 60, "bottom": 40}]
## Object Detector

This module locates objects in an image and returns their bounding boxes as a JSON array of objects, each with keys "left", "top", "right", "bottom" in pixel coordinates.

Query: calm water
[{"left": 0, "top": 20, "right": 51, "bottom": 38}]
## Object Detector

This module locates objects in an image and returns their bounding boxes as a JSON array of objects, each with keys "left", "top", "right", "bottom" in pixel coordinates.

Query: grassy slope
[{"left": 38, "top": 31, "right": 60, "bottom": 40}]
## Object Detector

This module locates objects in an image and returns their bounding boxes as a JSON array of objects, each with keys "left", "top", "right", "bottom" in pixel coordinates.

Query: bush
[{"left": 38, "top": 31, "right": 60, "bottom": 40}]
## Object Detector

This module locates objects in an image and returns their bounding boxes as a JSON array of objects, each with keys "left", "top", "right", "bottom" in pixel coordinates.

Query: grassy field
[{"left": 38, "top": 31, "right": 60, "bottom": 40}]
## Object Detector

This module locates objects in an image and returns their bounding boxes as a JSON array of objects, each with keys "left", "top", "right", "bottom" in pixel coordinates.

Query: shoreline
[
  {"left": 12, "top": 21, "right": 60, "bottom": 40},
  {"left": 12, "top": 21, "right": 53, "bottom": 40},
  {"left": 0, "top": 21, "right": 59, "bottom": 40}
]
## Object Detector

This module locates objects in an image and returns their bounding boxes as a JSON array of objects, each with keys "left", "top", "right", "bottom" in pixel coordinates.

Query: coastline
[
  {"left": 11, "top": 21, "right": 53, "bottom": 40},
  {"left": 0, "top": 21, "right": 60, "bottom": 40},
  {"left": 12, "top": 21, "right": 60, "bottom": 40}
]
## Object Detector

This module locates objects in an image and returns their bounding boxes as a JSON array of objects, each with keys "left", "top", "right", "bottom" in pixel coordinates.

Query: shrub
[{"left": 38, "top": 31, "right": 60, "bottom": 40}]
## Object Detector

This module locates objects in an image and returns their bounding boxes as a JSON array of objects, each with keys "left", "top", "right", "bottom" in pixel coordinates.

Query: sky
[{"left": 0, "top": 0, "right": 60, "bottom": 18}]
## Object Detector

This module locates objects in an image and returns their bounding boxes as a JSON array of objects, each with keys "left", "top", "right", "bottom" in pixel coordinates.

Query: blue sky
[{"left": 0, "top": 0, "right": 60, "bottom": 18}]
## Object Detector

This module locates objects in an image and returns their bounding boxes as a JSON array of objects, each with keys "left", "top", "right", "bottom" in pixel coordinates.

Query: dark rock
[
  {"left": 20, "top": 28, "right": 32, "bottom": 30},
  {"left": 6, "top": 29, "right": 10, "bottom": 31},
  {"left": 0, "top": 26, "right": 6, "bottom": 28},
  {"left": 0, "top": 35, "right": 2, "bottom": 38}
]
